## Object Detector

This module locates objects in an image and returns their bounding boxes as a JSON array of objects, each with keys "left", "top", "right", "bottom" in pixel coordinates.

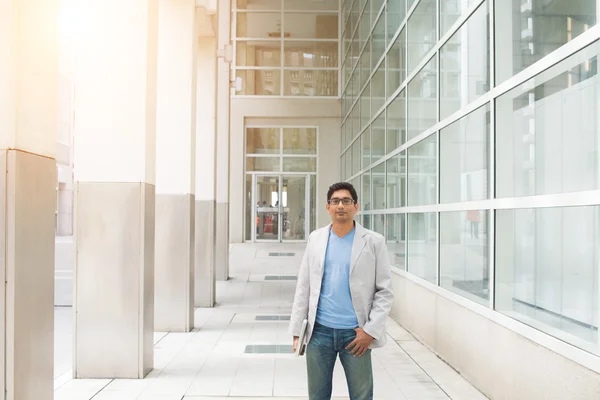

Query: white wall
[{"left": 229, "top": 97, "right": 340, "bottom": 242}]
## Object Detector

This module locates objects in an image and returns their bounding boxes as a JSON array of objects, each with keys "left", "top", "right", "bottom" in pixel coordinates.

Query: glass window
[
  {"left": 372, "top": 0, "right": 385, "bottom": 25},
  {"left": 236, "top": 0, "right": 280, "bottom": 10},
  {"left": 283, "top": 157, "right": 316, "bottom": 172},
  {"left": 387, "top": 151, "right": 406, "bottom": 208},
  {"left": 496, "top": 206, "right": 599, "bottom": 355},
  {"left": 372, "top": 15, "right": 387, "bottom": 68},
  {"left": 284, "top": 41, "right": 338, "bottom": 67},
  {"left": 283, "top": 128, "right": 316, "bottom": 154},
  {"left": 246, "top": 157, "right": 280, "bottom": 171},
  {"left": 236, "top": 70, "right": 282, "bottom": 95},
  {"left": 362, "top": 127, "right": 371, "bottom": 169},
  {"left": 440, "top": 104, "right": 489, "bottom": 203},
  {"left": 236, "top": 13, "right": 282, "bottom": 38},
  {"left": 440, "top": 0, "right": 479, "bottom": 36},
  {"left": 386, "top": 90, "right": 406, "bottom": 152},
  {"left": 247, "top": 127, "right": 280, "bottom": 154},
  {"left": 440, "top": 211, "right": 489, "bottom": 306},
  {"left": 387, "top": 28, "right": 406, "bottom": 97},
  {"left": 245, "top": 174, "right": 252, "bottom": 241},
  {"left": 310, "top": 175, "right": 316, "bottom": 233},
  {"left": 408, "top": 212, "right": 437, "bottom": 283},
  {"left": 371, "top": 113, "right": 386, "bottom": 163},
  {"left": 284, "top": 0, "right": 338, "bottom": 11},
  {"left": 362, "top": 172, "right": 372, "bottom": 227},
  {"left": 440, "top": 1, "right": 489, "bottom": 120},
  {"left": 386, "top": 214, "right": 406, "bottom": 270},
  {"left": 496, "top": 43, "right": 600, "bottom": 198},
  {"left": 495, "top": 0, "right": 596, "bottom": 84},
  {"left": 407, "top": 0, "right": 436, "bottom": 74},
  {"left": 372, "top": 65, "right": 386, "bottom": 113},
  {"left": 387, "top": 0, "right": 406, "bottom": 43},
  {"left": 352, "top": 140, "right": 361, "bottom": 175},
  {"left": 237, "top": 41, "right": 282, "bottom": 67},
  {"left": 373, "top": 163, "right": 386, "bottom": 210},
  {"left": 408, "top": 56, "right": 437, "bottom": 140},
  {"left": 408, "top": 134, "right": 437, "bottom": 206},
  {"left": 283, "top": 70, "right": 338, "bottom": 96},
  {"left": 360, "top": 45, "right": 371, "bottom": 87},
  {"left": 341, "top": 153, "right": 346, "bottom": 181},
  {"left": 284, "top": 13, "right": 339, "bottom": 39},
  {"left": 361, "top": 84, "right": 371, "bottom": 131}
]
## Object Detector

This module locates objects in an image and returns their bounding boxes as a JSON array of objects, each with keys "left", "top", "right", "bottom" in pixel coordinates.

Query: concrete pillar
[
  {"left": 195, "top": 36, "right": 217, "bottom": 307},
  {"left": 215, "top": 0, "right": 231, "bottom": 281},
  {"left": 73, "top": 0, "right": 158, "bottom": 379},
  {"left": 0, "top": 1, "right": 59, "bottom": 398},
  {"left": 154, "top": 0, "right": 197, "bottom": 332}
]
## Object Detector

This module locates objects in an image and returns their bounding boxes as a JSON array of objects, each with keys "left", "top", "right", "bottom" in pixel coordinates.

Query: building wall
[{"left": 229, "top": 97, "right": 340, "bottom": 242}]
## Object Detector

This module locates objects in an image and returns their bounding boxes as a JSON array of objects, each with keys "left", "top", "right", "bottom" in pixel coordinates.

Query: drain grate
[
  {"left": 269, "top": 252, "right": 296, "bottom": 257},
  {"left": 264, "top": 275, "right": 297, "bottom": 281},
  {"left": 244, "top": 344, "right": 294, "bottom": 354},
  {"left": 255, "top": 315, "right": 291, "bottom": 321}
]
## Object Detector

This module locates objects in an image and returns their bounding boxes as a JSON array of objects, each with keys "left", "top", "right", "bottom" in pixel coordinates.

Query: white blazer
[{"left": 289, "top": 222, "right": 394, "bottom": 348}]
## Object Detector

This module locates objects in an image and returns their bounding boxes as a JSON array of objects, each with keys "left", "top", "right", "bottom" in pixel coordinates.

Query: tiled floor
[{"left": 54, "top": 243, "right": 487, "bottom": 399}]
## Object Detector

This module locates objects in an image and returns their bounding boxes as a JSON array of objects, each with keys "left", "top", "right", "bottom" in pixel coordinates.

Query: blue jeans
[{"left": 306, "top": 322, "right": 373, "bottom": 400}]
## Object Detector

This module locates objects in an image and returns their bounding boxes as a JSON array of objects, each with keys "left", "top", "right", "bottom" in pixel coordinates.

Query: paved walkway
[{"left": 54, "top": 243, "right": 487, "bottom": 399}]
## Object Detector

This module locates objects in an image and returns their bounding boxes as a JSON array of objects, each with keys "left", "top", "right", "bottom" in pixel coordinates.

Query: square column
[
  {"left": 154, "top": 0, "right": 197, "bottom": 332},
  {"left": 195, "top": 36, "right": 217, "bottom": 307},
  {"left": 73, "top": 0, "right": 159, "bottom": 379},
  {"left": 0, "top": 0, "right": 59, "bottom": 398}
]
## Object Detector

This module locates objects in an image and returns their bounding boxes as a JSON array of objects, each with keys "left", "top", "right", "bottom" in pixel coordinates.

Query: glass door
[{"left": 254, "top": 174, "right": 310, "bottom": 242}]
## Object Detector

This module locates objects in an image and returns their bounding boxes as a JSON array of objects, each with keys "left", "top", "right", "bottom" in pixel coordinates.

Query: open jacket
[{"left": 289, "top": 222, "right": 394, "bottom": 348}]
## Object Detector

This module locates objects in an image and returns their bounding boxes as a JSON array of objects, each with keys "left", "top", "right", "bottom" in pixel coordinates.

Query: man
[{"left": 289, "top": 182, "right": 394, "bottom": 400}]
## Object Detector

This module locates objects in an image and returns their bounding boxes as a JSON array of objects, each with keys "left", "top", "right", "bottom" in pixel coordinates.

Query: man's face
[{"left": 326, "top": 189, "right": 359, "bottom": 223}]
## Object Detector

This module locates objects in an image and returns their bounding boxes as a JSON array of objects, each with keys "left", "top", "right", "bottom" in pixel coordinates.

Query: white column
[
  {"left": 0, "top": 1, "right": 59, "bottom": 398},
  {"left": 195, "top": 36, "right": 217, "bottom": 307},
  {"left": 154, "top": 0, "right": 197, "bottom": 332},
  {"left": 215, "top": 0, "right": 231, "bottom": 281},
  {"left": 73, "top": 0, "right": 158, "bottom": 379}
]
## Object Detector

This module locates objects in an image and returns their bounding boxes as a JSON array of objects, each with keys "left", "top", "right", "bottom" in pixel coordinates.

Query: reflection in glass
[
  {"left": 246, "top": 157, "right": 280, "bottom": 172},
  {"left": 361, "top": 84, "right": 371, "bottom": 131},
  {"left": 408, "top": 134, "right": 437, "bottom": 206},
  {"left": 387, "top": 0, "right": 406, "bottom": 44},
  {"left": 255, "top": 176, "right": 280, "bottom": 240},
  {"left": 247, "top": 127, "right": 280, "bottom": 154},
  {"left": 440, "top": 1, "right": 489, "bottom": 119},
  {"left": 372, "top": 65, "right": 386, "bottom": 113},
  {"left": 362, "top": 127, "right": 371, "bottom": 169},
  {"left": 387, "top": 29, "right": 406, "bottom": 98},
  {"left": 237, "top": 41, "right": 281, "bottom": 67},
  {"left": 283, "top": 128, "right": 317, "bottom": 154},
  {"left": 245, "top": 174, "right": 252, "bottom": 241},
  {"left": 371, "top": 113, "right": 386, "bottom": 163},
  {"left": 284, "top": 41, "right": 338, "bottom": 67},
  {"left": 440, "top": 0, "right": 479, "bottom": 36},
  {"left": 284, "top": 13, "right": 338, "bottom": 39},
  {"left": 283, "top": 70, "right": 337, "bottom": 96},
  {"left": 373, "top": 163, "right": 386, "bottom": 210},
  {"left": 236, "top": 69, "right": 281, "bottom": 95},
  {"left": 407, "top": 0, "right": 436, "bottom": 74},
  {"left": 496, "top": 43, "right": 599, "bottom": 198},
  {"left": 440, "top": 104, "right": 489, "bottom": 203},
  {"left": 236, "top": 13, "right": 282, "bottom": 38},
  {"left": 408, "top": 56, "right": 437, "bottom": 140},
  {"left": 236, "top": 0, "right": 280, "bottom": 10},
  {"left": 496, "top": 206, "right": 599, "bottom": 355},
  {"left": 386, "top": 90, "right": 406, "bottom": 152},
  {"left": 495, "top": 0, "right": 596, "bottom": 83},
  {"left": 440, "top": 211, "right": 489, "bottom": 306},
  {"left": 283, "top": 157, "right": 316, "bottom": 172},
  {"left": 372, "top": 15, "right": 386, "bottom": 68},
  {"left": 386, "top": 214, "right": 406, "bottom": 270},
  {"left": 408, "top": 212, "right": 437, "bottom": 283},
  {"left": 362, "top": 172, "right": 372, "bottom": 228},
  {"left": 281, "top": 176, "right": 307, "bottom": 240},
  {"left": 284, "top": 0, "right": 338, "bottom": 11},
  {"left": 387, "top": 151, "right": 406, "bottom": 208}
]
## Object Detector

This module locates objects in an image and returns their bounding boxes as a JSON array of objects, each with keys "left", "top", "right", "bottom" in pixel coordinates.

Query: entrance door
[{"left": 254, "top": 175, "right": 309, "bottom": 242}]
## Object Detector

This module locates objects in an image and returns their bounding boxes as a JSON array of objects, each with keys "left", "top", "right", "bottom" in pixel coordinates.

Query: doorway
[{"left": 254, "top": 174, "right": 310, "bottom": 242}]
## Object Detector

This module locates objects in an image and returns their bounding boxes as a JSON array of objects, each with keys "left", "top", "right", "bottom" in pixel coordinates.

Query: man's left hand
[{"left": 346, "top": 328, "right": 374, "bottom": 357}]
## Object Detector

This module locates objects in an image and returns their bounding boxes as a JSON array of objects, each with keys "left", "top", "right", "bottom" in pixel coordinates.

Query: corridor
[{"left": 54, "top": 243, "right": 486, "bottom": 400}]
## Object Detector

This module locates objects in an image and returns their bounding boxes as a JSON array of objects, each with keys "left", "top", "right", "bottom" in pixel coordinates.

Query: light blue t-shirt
[{"left": 315, "top": 227, "right": 359, "bottom": 329}]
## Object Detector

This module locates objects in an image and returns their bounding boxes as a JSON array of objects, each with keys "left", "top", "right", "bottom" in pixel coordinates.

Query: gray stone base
[
  {"left": 195, "top": 200, "right": 215, "bottom": 307},
  {"left": 74, "top": 182, "right": 155, "bottom": 379},
  {"left": 0, "top": 150, "right": 56, "bottom": 399},
  {"left": 155, "top": 194, "right": 194, "bottom": 331},
  {"left": 215, "top": 201, "right": 229, "bottom": 281}
]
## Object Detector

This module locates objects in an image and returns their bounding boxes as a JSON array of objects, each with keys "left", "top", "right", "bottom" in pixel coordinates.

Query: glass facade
[
  {"left": 340, "top": 0, "right": 600, "bottom": 356},
  {"left": 234, "top": 0, "right": 339, "bottom": 96}
]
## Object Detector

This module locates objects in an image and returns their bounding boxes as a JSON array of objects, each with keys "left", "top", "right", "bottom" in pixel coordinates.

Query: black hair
[{"left": 327, "top": 182, "right": 358, "bottom": 203}]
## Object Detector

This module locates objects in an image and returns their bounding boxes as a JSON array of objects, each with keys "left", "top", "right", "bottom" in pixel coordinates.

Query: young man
[{"left": 289, "top": 182, "right": 394, "bottom": 400}]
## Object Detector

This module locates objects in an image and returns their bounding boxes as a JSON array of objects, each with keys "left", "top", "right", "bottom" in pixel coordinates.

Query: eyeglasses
[{"left": 328, "top": 197, "right": 355, "bottom": 206}]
